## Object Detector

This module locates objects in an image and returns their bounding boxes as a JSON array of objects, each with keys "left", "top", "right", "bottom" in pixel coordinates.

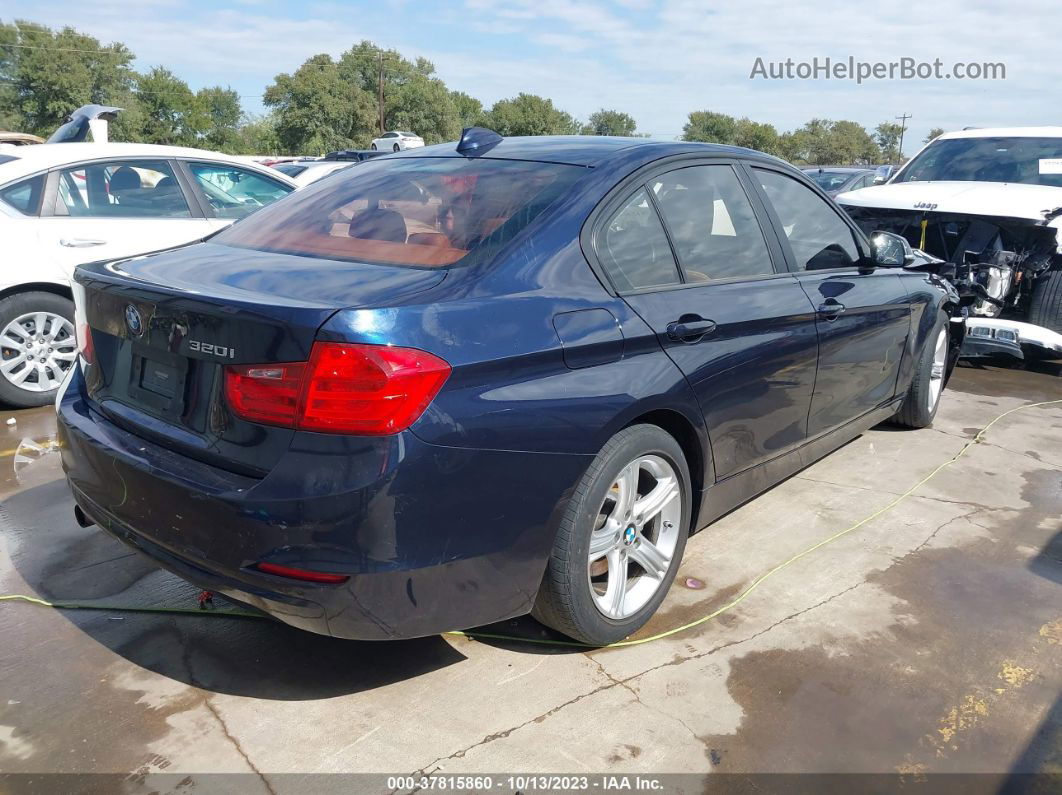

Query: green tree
[
  {"left": 924, "top": 127, "right": 945, "bottom": 143},
  {"left": 337, "top": 41, "right": 454, "bottom": 142},
  {"left": 235, "top": 113, "right": 282, "bottom": 155},
  {"left": 450, "top": 91, "right": 484, "bottom": 129},
  {"left": 263, "top": 53, "right": 375, "bottom": 154},
  {"left": 581, "top": 109, "right": 637, "bottom": 136},
  {"left": 875, "top": 121, "right": 904, "bottom": 162},
  {"left": 136, "top": 67, "right": 204, "bottom": 146},
  {"left": 483, "top": 93, "right": 580, "bottom": 136},
  {"left": 196, "top": 86, "right": 242, "bottom": 151},
  {"left": 733, "top": 118, "right": 780, "bottom": 155},
  {"left": 386, "top": 75, "right": 461, "bottom": 144},
  {"left": 830, "top": 119, "right": 880, "bottom": 164},
  {"left": 780, "top": 118, "right": 879, "bottom": 165},
  {"left": 0, "top": 20, "right": 139, "bottom": 136},
  {"left": 682, "top": 110, "right": 737, "bottom": 143}
]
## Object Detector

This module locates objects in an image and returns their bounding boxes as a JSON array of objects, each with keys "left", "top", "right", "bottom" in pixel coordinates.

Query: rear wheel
[
  {"left": 1028, "top": 268, "right": 1062, "bottom": 334},
  {"left": 0, "top": 291, "right": 77, "bottom": 408},
  {"left": 893, "top": 310, "right": 948, "bottom": 429},
  {"left": 533, "top": 424, "right": 691, "bottom": 646},
  {"left": 392, "top": 144, "right": 401, "bottom": 152}
]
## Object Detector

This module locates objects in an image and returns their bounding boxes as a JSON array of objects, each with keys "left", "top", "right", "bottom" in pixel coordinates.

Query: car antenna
[{"left": 457, "top": 127, "right": 502, "bottom": 157}]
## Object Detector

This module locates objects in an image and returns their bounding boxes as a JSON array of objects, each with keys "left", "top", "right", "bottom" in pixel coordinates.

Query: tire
[
  {"left": 893, "top": 309, "right": 949, "bottom": 429},
  {"left": 392, "top": 144, "right": 401, "bottom": 152},
  {"left": 1028, "top": 268, "right": 1062, "bottom": 334},
  {"left": 533, "top": 424, "right": 692, "bottom": 646},
  {"left": 370, "top": 143, "right": 378, "bottom": 151},
  {"left": 0, "top": 291, "right": 77, "bottom": 408}
]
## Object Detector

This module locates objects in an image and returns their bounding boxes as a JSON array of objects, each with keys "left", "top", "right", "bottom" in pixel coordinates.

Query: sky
[{"left": 5, "top": 0, "right": 1059, "bottom": 152}]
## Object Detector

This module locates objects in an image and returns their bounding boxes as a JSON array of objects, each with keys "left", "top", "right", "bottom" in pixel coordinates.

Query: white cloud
[{"left": 5, "top": 0, "right": 1057, "bottom": 146}]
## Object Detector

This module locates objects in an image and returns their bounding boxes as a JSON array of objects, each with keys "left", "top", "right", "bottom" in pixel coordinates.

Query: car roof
[
  {"left": 937, "top": 127, "right": 1062, "bottom": 140},
  {"left": 0, "top": 142, "right": 296, "bottom": 184},
  {"left": 403, "top": 135, "right": 784, "bottom": 167},
  {"left": 803, "top": 166, "right": 873, "bottom": 174}
]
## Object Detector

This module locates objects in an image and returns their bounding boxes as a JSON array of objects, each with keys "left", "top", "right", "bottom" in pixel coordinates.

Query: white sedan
[
  {"left": 370, "top": 131, "right": 425, "bottom": 152},
  {"left": 0, "top": 142, "right": 296, "bottom": 406}
]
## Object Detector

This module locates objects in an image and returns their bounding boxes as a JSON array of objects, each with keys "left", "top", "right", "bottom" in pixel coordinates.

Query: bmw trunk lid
[{"left": 73, "top": 242, "right": 445, "bottom": 475}]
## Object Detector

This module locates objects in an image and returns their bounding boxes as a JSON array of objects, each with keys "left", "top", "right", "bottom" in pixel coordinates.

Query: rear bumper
[{"left": 57, "top": 368, "right": 591, "bottom": 640}]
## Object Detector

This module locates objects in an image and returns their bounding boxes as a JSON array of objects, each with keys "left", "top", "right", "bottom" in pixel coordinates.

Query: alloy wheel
[
  {"left": 928, "top": 327, "right": 948, "bottom": 411},
  {"left": 587, "top": 454, "right": 682, "bottom": 619},
  {"left": 0, "top": 312, "right": 77, "bottom": 392}
]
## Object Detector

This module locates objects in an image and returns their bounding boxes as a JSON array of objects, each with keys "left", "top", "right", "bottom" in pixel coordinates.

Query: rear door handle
[
  {"left": 60, "top": 238, "right": 107, "bottom": 248},
  {"left": 666, "top": 315, "right": 717, "bottom": 342},
  {"left": 817, "top": 299, "right": 845, "bottom": 320}
]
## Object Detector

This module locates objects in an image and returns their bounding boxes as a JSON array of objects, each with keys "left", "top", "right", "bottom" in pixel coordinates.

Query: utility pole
[
  {"left": 377, "top": 50, "right": 385, "bottom": 136},
  {"left": 895, "top": 113, "right": 912, "bottom": 161}
]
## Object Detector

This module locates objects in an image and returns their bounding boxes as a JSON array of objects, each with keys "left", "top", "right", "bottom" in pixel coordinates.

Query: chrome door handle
[
  {"left": 60, "top": 238, "right": 107, "bottom": 248},
  {"left": 817, "top": 299, "right": 845, "bottom": 320},
  {"left": 666, "top": 316, "right": 717, "bottom": 342}
]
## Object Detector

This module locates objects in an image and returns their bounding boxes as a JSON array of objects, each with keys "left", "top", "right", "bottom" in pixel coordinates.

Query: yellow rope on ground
[{"left": 3, "top": 398, "right": 1060, "bottom": 649}]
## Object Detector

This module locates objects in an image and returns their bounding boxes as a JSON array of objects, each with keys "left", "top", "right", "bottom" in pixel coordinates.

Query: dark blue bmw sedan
[{"left": 57, "top": 129, "right": 962, "bottom": 645}]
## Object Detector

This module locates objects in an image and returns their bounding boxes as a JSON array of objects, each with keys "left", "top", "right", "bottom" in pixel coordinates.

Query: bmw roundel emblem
[
  {"left": 623, "top": 526, "right": 637, "bottom": 546},
  {"left": 124, "top": 304, "right": 144, "bottom": 337}
]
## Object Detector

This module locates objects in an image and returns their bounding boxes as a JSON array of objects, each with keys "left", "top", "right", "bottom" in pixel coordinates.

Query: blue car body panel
[{"left": 57, "top": 136, "right": 960, "bottom": 639}]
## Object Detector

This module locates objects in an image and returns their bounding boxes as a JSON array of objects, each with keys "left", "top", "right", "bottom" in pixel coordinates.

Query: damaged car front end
[{"left": 837, "top": 129, "right": 1062, "bottom": 362}]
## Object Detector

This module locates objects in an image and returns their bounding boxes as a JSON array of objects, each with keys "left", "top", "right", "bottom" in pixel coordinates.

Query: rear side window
[
  {"left": 188, "top": 163, "right": 293, "bottom": 220},
  {"left": 0, "top": 174, "right": 44, "bottom": 215},
  {"left": 215, "top": 157, "right": 586, "bottom": 268},
  {"left": 53, "top": 160, "right": 191, "bottom": 218},
  {"left": 596, "top": 188, "right": 681, "bottom": 291},
  {"left": 756, "top": 169, "right": 861, "bottom": 271},
  {"left": 649, "top": 165, "right": 774, "bottom": 281}
]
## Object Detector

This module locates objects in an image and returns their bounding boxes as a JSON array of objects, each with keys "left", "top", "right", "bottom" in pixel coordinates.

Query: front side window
[
  {"left": 53, "top": 160, "right": 191, "bottom": 218},
  {"left": 596, "top": 187, "right": 681, "bottom": 291},
  {"left": 756, "top": 169, "right": 861, "bottom": 271},
  {"left": 188, "top": 163, "right": 293, "bottom": 220},
  {"left": 215, "top": 156, "right": 586, "bottom": 268},
  {"left": 0, "top": 174, "right": 45, "bottom": 215},
  {"left": 650, "top": 165, "right": 773, "bottom": 281}
]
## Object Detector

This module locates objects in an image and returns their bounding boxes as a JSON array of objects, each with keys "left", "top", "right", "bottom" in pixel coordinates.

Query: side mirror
[
  {"left": 870, "top": 231, "right": 915, "bottom": 267},
  {"left": 873, "top": 165, "right": 894, "bottom": 184}
]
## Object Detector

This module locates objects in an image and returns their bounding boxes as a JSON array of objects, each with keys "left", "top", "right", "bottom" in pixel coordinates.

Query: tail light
[
  {"left": 71, "top": 281, "right": 95, "bottom": 364},
  {"left": 224, "top": 341, "right": 450, "bottom": 435}
]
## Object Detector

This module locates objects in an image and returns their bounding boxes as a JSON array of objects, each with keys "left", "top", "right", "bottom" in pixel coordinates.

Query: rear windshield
[
  {"left": 214, "top": 157, "right": 586, "bottom": 267},
  {"left": 896, "top": 137, "right": 1062, "bottom": 187}
]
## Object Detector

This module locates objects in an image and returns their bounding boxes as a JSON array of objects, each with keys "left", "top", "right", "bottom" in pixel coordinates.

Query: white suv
[
  {"left": 837, "top": 127, "right": 1062, "bottom": 359},
  {"left": 0, "top": 142, "right": 296, "bottom": 406}
]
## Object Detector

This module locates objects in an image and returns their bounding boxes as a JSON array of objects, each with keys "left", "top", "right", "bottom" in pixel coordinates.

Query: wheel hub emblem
[
  {"left": 124, "top": 304, "right": 143, "bottom": 337},
  {"left": 623, "top": 526, "right": 637, "bottom": 546}
]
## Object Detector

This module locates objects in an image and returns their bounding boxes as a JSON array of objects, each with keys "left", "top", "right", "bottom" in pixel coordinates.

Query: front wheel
[
  {"left": 893, "top": 310, "right": 949, "bottom": 429},
  {"left": 370, "top": 143, "right": 378, "bottom": 151},
  {"left": 533, "top": 424, "right": 691, "bottom": 646},
  {"left": 0, "top": 291, "right": 77, "bottom": 408}
]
